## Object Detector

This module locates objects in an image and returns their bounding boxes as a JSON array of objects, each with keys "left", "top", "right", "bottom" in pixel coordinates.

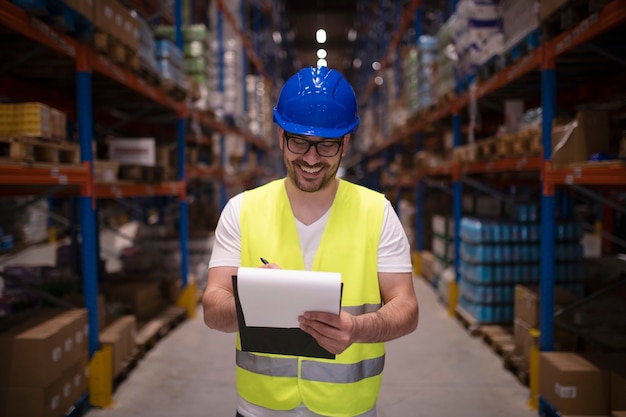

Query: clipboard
[{"left": 232, "top": 274, "right": 343, "bottom": 359}]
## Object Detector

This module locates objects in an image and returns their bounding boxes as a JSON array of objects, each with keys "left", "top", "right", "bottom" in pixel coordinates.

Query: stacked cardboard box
[
  {"left": 0, "top": 309, "right": 89, "bottom": 417},
  {"left": 93, "top": 0, "right": 139, "bottom": 54},
  {"left": 99, "top": 315, "right": 137, "bottom": 378},
  {"left": 513, "top": 285, "right": 578, "bottom": 362},
  {"left": 0, "top": 103, "right": 67, "bottom": 142},
  {"left": 540, "top": 352, "right": 626, "bottom": 415}
]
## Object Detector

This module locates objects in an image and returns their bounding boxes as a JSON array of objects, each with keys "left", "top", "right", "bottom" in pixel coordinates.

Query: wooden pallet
[
  {"left": 453, "top": 143, "right": 477, "bottom": 163},
  {"left": 118, "top": 164, "right": 166, "bottom": 183},
  {"left": 135, "top": 306, "right": 187, "bottom": 357},
  {"left": 455, "top": 305, "right": 482, "bottom": 336},
  {"left": 480, "top": 325, "right": 515, "bottom": 357},
  {"left": 162, "top": 79, "right": 188, "bottom": 101},
  {"left": 503, "top": 352, "right": 530, "bottom": 386},
  {"left": 93, "top": 31, "right": 139, "bottom": 73},
  {"left": 113, "top": 347, "right": 141, "bottom": 390},
  {"left": 476, "top": 138, "right": 498, "bottom": 161},
  {"left": 0, "top": 136, "right": 79, "bottom": 164}
]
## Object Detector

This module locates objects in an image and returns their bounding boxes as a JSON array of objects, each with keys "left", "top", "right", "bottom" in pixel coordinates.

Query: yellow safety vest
[{"left": 237, "top": 178, "right": 386, "bottom": 417}]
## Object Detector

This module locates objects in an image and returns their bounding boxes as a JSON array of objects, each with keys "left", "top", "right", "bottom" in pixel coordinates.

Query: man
[{"left": 202, "top": 66, "right": 419, "bottom": 417}]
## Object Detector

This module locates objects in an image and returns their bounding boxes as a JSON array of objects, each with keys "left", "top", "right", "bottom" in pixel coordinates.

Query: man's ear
[
  {"left": 342, "top": 134, "right": 351, "bottom": 157},
  {"left": 277, "top": 127, "right": 284, "bottom": 150}
]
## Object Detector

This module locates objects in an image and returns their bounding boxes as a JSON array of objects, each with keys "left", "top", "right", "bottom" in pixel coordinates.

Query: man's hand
[{"left": 298, "top": 310, "right": 356, "bottom": 355}]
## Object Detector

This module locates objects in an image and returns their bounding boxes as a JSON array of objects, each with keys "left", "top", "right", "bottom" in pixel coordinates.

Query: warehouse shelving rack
[
  {"left": 0, "top": 0, "right": 267, "bottom": 369},
  {"left": 371, "top": 0, "right": 626, "bottom": 386}
]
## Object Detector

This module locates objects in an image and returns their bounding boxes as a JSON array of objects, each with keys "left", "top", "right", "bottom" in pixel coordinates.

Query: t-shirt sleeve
[
  {"left": 378, "top": 200, "right": 413, "bottom": 273},
  {"left": 208, "top": 193, "right": 243, "bottom": 268}
]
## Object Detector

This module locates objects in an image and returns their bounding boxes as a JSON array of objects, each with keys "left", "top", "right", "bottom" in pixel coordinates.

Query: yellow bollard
[
  {"left": 89, "top": 346, "right": 114, "bottom": 408},
  {"left": 177, "top": 282, "right": 198, "bottom": 319},
  {"left": 411, "top": 251, "right": 422, "bottom": 276},
  {"left": 527, "top": 328, "right": 541, "bottom": 410},
  {"left": 47, "top": 226, "right": 57, "bottom": 244},
  {"left": 447, "top": 280, "right": 459, "bottom": 317}
]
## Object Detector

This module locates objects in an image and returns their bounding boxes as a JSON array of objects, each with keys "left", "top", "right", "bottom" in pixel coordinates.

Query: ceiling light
[
  {"left": 372, "top": 61, "right": 381, "bottom": 71},
  {"left": 353, "top": 57, "right": 362, "bottom": 69},
  {"left": 316, "top": 29, "right": 327, "bottom": 44},
  {"left": 317, "top": 58, "right": 328, "bottom": 68},
  {"left": 272, "top": 31, "right": 282, "bottom": 44},
  {"left": 317, "top": 48, "right": 327, "bottom": 59},
  {"left": 375, "top": 76, "right": 384, "bottom": 86},
  {"left": 347, "top": 29, "right": 357, "bottom": 42}
]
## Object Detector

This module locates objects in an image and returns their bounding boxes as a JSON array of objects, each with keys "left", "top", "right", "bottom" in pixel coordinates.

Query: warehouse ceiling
[
  {"left": 282, "top": 0, "right": 358, "bottom": 74},
  {"left": 280, "top": 0, "right": 453, "bottom": 94}
]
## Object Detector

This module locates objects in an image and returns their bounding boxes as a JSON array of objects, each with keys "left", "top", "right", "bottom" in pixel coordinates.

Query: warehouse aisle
[{"left": 86, "top": 277, "right": 537, "bottom": 417}]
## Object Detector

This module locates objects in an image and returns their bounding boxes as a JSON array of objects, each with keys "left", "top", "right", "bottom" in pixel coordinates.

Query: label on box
[
  {"left": 53, "top": 346, "right": 62, "bottom": 362},
  {"left": 65, "top": 337, "right": 73, "bottom": 352},
  {"left": 51, "top": 395, "right": 60, "bottom": 410},
  {"left": 555, "top": 383, "right": 577, "bottom": 398}
]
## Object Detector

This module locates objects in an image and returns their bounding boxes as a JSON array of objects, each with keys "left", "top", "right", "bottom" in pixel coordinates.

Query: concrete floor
[{"left": 85, "top": 277, "right": 538, "bottom": 417}]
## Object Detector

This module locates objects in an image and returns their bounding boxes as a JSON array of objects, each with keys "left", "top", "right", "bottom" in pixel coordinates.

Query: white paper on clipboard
[{"left": 236, "top": 267, "right": 342, "bottom": 328}]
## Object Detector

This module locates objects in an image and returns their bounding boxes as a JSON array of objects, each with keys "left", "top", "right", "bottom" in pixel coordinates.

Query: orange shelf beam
[
  {"left": 194, "top": 111, "right": 268, "bottom": 150},
  {"left": 463, "top": 155, "right": 543, "bottom": 174},
  {"left": 94, "top": 181, "right": 185, "bottom": 199},
  {"left": 545, "top": 161, "right": 626, "bottom": 186},
  {"left": 0, "top": 0, "right": 78, "bottom": 58},
  {"left": 89, "top": 52, "right": 185, "bottom": 115},
  {"left": 549, "top": 0, "right": 626, "bottom": 56},
  {"left": 186, "top": 165, "right": 222, "bottom": 180},
  {"left": 422, "top": 163, "right": 454, "bottom": 177},
  {"left": 0, "top": 163, "right": 90, "bottom": 185}
]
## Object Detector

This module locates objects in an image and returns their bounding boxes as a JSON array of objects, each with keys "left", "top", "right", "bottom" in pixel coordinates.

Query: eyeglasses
[{"left": 283, "top": 133, "right": 344, "bottom": 157}]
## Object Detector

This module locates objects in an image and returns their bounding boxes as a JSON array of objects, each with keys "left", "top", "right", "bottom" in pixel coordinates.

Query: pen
[{"left": 260, "top": 257, "right": 269, "bottom": 265}]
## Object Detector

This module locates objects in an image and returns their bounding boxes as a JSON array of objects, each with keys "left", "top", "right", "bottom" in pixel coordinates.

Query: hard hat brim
[{"left": 274, "top": 110, "right": 359, "bottom": 138}]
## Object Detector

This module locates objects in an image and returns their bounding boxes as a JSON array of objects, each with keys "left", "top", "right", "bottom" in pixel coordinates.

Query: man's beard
[{"left": 283, "top": 154, "right": 340, "bottom": 193}]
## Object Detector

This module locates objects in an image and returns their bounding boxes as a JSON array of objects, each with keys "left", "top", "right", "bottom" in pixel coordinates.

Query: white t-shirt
[{"left": 209, "top": 191, "right": 413, "bottom": 417}]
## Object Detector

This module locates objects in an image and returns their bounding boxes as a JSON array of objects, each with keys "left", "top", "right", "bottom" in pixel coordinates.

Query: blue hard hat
[{"left": 273, "top": 66, "right": 359, "bottom": 138}]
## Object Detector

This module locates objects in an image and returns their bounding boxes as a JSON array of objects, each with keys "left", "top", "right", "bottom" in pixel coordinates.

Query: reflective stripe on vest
[
  {"left": 237, "top": 350, "right": 385, "bottom": 383},
  {"left": 238, "top": 179, "right": 386, "bottom": 416}
]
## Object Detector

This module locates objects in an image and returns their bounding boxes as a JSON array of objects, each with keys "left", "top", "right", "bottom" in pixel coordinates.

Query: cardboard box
[
  {"left": 540, "top": 0, "right": 569, "bottom": 21},
  {"left": 100, "top": 281, "right": 162, "bottom": 320},
  {"left": 99, "top": 315, "right": 136, "bottom": 377},
  {"left": 2, "top": 358, "right": 88, "bottom": 417},
  {"left": 514, "top": 317, "right": 577, "bottom": 362},
  {"left": 514, "top": 285, "right": 578, "bottom": 328},
  {"left": 2, "top": 377, "right": 64, "bottom": 417},
  {"left": 582, "top": 353, "right": 626, "bottom": 413},
  {"left": 62, "top": 0, "right": 94, "bottom": 21},
  {"left": 551, "top": 111, "right": 611, "bottom": 166},
  {"left": 108, "top": 137, "right": 156, "bottom": 167},
  {"left": 540, "top": 352, "right": 610, "bottom": 415},
  {"left": 0, "top": 310, "right": 76, "bottom": 387}
]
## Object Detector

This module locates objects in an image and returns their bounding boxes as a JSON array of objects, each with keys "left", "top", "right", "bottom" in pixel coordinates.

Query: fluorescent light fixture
[
  {"left": 317, "top": 58, "right": 328, "bottom": 67},
  {"left": 317, "top": 48, "right": 327, "bottom": 59},
  {"left": 316, "top": 28, "right": 327, "bottom": 44}
]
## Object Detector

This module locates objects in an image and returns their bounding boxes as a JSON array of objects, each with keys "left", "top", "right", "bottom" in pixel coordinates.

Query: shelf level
[
  {"left": 545, "top": 161, "right": 626, "bottom": 186},
  {"left": 94, "top": 181, "right": 185, "bottom": 199},
  {"left": 0, "top": 163, "right": 89, "bottom": 186},
  {"left": 463, "top": 155, "right": 543, "bottom": 174}
]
